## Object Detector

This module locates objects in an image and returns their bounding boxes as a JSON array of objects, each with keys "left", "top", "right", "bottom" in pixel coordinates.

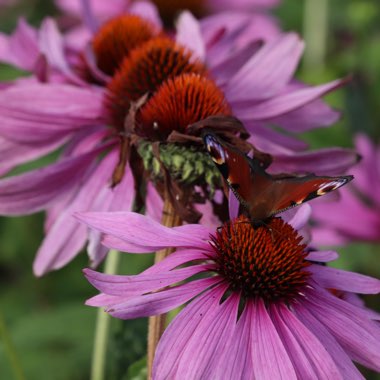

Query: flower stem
[
  {"left": 90, "top": 249, "right": 120, "bottom": 380},
  {"left": 147, "top": 196, "right": 182, "bottom": 379},
  {"left": 303, "top": 0, "right": 329, "bottom": 72},
  {"left": 0, "top": 312, "right": 25, "bottom": 380}
]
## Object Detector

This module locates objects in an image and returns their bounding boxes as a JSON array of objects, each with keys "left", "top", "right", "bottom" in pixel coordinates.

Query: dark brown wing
[
  {"left": 203, "top": 132, "right": 353, "bottom": 221},
  {"left": 264, "top": 174, "right": 353, "bottom": 217}
]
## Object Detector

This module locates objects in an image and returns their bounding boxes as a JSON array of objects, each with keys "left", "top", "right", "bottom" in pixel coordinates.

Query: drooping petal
[
  {"left": 310, "top": 265, "right": 380, "bottom": 294},
  {"left": 33, "top": 149, "right": 117, "bottom": 275},
  {"left": 84, "top": 264, "right": 212, "bottom": 298},
  {"left": 267, "top": 95, "right": 340, "bottom": 132},
  {"left": 270, "top": 147, "right": 359, "bottom": 175},
  {"left": 128, "top": 1, "right": 162, "bottom": 30},
  {"left": 305, "top": 289, "right": 380, "bottom": 372},
  {"left": 39, "top": 18, "right": 86, "bottom": 85},
  {"left": 0, "top": 147, "right": 102, "bottom": 215},
  {"left": 0, "top": 135, "right": 67, "bottom": 176},
  {"left": 306, "top": 251, "right": 339, "bottom": 262},
  {"left": 233, "top": 78, "right": 346, "bottom": 121},
  {"left": 106, "top": 277, "right": 222, "bottom": 319},
  {"left": 153, "top": 283, "right": 229, "bottom": 379},
  {"left": 0, "top": 18, "right": 39, "bottom": 71},
  {"left": 213, "top": 302, "right": 253, "bottom": 379},
  {"left": 225, "top": 33, "right": 304, "bottom": 102},
  {"left": 294, "top": 302, "right": 364, "bottom": 379},
  {"left": 0, "top": 83, "right": 106, "bottom": 143},
  {"left": 272, "top": 304, "right": 342, "bottom": 379},
  {"left": 76, "top": 211, "right": 210, "bottom": 251},
  {"left": 286, "top": 204, "right": 311, "bottom": 230},
  {"left": 175, "top": 11, "right": 205, "bottom": 61},
  {"left": 175, "top": 293, "right": 240, "bottom": 379},
  {"left": 250, "top": 298, "right": 297, "bottom": 379}
]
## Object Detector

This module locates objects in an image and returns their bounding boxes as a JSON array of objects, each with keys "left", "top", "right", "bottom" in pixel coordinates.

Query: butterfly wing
[
  {"left": 265, "top": 174, "right": 353, "bottom": 217},
  {"left": 204, "top": 132, "right": 353, "bottom": 221},
  {"left": 204, "top": 132, "right": 273, "bottom": 219}
]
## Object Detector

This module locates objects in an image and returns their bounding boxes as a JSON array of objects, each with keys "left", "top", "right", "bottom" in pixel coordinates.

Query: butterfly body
[{"left": 204, "top": 133, "right": 353, "bottom": 223}]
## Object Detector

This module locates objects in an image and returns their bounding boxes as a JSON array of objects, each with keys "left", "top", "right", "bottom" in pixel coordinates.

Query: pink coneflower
[
  {"left": 78, "top": 206, "right": 380, "bottom": 378},
  {"left": 312, "top": 134, "right": 380, "bottom": 245},
  {"left": 0, "top": 5, "right": 356, "bottom": 276}
]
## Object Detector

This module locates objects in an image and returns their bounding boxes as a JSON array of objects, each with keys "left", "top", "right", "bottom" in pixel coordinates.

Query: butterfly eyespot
[{"left": 316, "top": 181, "right": 342, "bottom": 195}]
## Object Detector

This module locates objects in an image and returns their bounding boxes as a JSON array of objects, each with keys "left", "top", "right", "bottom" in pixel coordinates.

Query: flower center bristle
[
  {"left": 136, "top": 73, "right": 231, "bottom": 140},
  {"left": 210, "top": 216, "right": 311, "bottom": 302},
  {"left": 92, "top": 15, "right": 157, "bottom": 76},
  {"left": 106, "top": 37, "right": 207, "bottom": 129}
]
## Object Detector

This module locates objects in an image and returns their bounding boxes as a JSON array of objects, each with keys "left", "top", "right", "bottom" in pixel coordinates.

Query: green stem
[
  {"left": 0, "top": 312, "right": 25, "bottom": 380},
  {"left": 90, "top": 249, "right": 120, "bottom": 380},
  {"left": 303, "top": 0, "right": 329, "bottom": 72}
]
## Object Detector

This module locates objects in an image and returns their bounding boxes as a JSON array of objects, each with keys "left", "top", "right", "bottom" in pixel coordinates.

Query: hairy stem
[
  {"left": 90, "top": 249, "right": 120, "bottom": 380},
  {"left": 147, "top": 197, "right": 182, "bottom": 379}
]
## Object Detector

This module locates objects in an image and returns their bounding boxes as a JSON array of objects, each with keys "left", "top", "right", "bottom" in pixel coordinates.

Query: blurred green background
[{"left": 0, "top": 0, "right": 379, "bottom": 379}]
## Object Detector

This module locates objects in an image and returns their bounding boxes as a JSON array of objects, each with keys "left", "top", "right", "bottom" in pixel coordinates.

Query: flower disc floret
[
  {"left": 92, "top": 15, "right": 158, "bottom": 76},
  {"left": 107, "top": 37, "right": 207, "bottom": 129},
  {"left": 211, "top": 216, "right": 311, "bottom": 302},
  {"left": 136, "top": 73, "right": 231, "bottom": 140}
]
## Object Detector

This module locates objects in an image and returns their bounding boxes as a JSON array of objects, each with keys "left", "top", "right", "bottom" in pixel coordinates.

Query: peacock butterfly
[{"left": 203, "top": 132, "right": 353, "bottom": 223}]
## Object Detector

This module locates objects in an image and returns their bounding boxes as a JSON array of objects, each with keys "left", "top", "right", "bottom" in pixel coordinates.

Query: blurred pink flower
[
  {"left": 0, "top": 4, "right": 356, "bottom": 275},
  {"left": 312, "top": 134, "right": 380, "bottom": 245},
  {"left": 78, "top": 206, "right": 380, "bottom": 379}
]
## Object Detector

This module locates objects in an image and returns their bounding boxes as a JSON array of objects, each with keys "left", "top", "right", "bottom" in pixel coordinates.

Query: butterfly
[{"left": 203, "top": 132, "right": 353, "bottom": 224}]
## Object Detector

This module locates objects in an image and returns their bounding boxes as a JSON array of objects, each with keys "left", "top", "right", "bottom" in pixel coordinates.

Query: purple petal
[
  {"left": 294, "top": 303, "right": 364, "bottom": 379},
  {"left": 38, "top": 18, "right": 85, "bottom": 85},
  {"left": 228, "top": 190, "right": 240, "bottom": 220},
  {"left": 76, "top": 211, "right": 210, "bottom": 252},
  {"left": 251, "top": 298, "right": 297, "bottom": 379},
  {"left": 175, "top": 11, "right": 205, "bottom": 61},
  {"left": 175, "top": 293, "right": 240, "bottom": 378},
  {"left": 145, "top": 182, "right": 163, "bottom": 221},
  {"left": 233, "top": 78, "right": 346, "bottom": 120},
  {"left": 247, "top": 122, "right": 309, "bottom": 152},
  {"left": 0, "top": 18, "right": 39, "bottom": 71},
  {"left": 0, "top": 83, "right": 105, "bottom": 143},
  {"left": 306, "top": 250, "right": 339, "bottom": 262},
  {"left": 33, "top": 149, "right": 118, "bottom": 275},
  {"left": 0, "top": 136, "right": 67, "bottom": 176},
  {"left": 107, "top": 277, "right": 222, "bottom": 319},
  {"left": 153, "top": 283, "right": 229, "bottom": 379},
  {"left": 79, "top": 0, "right": 99, "bottom": 34},
  {"left": 312, "top": 189, "right": 380, "bottom": 242},
  {"left": 270, "top": 148, "right": 359, "bottom": 176},
  {"left": 87, "top": 163, "right": 135, "bottom": 266},
  {"left": 0, "top": 147, "right": 102, "bottom": 215},
  {"left": 225, "top": 33, "right": 304, "bottom": 102},
  {"left": 84, "top": 264, "right": 212, "bottom": 298},
  {"left": 305, "top": 289, "right": 380, "bottom": 372},
  {"left": 129, "top": 1, "right": 162, "bottom": 30},
  {"left": 352, "top": 134, "right": 380, "bottom": 204},
  {"left": 310, "top": 265, "right": 380, "bottom": 294},
  {"left": 286, "top": 204, "right": 311, "bottom": 230},
  {"left": 56, "top": 0, "right": 126, "bottom": 20},
  {"left": 272, "top": 304, "right": 342, "bottom": 379},
  {"left": 213, "top": 302, "right": 253, "bottom": 379},
  {"left": 267, "top": 96, "right": 340, "bottom": 132},
  {"left": 212, "top": 41, "right": 263, "bottom": 87}
]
